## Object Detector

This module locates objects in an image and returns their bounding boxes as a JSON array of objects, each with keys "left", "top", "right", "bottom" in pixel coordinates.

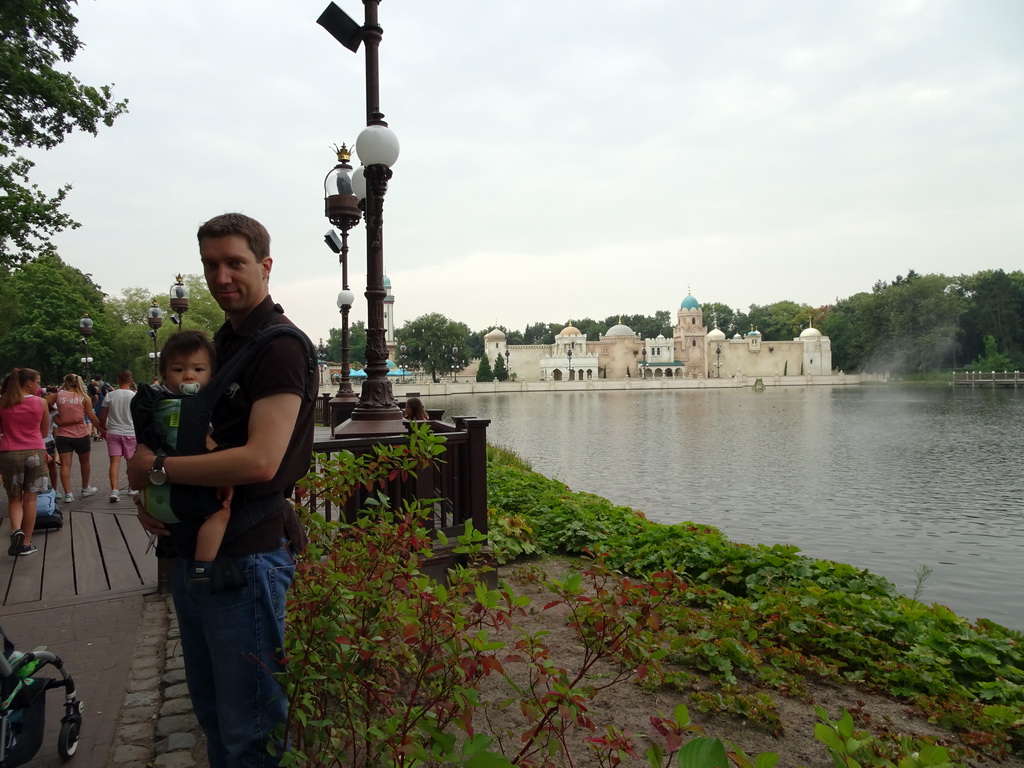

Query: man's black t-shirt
[{"left": 168, "top": 295, "right": 316, "bottom": 558}]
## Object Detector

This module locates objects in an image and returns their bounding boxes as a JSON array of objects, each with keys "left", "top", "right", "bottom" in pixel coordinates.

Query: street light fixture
[
  {"left": 146, "top": 301, "right": 164, "bottom": 379},
  {"left": 319, "top": 0, "right": 405, "bottom": 436},
  {"left": 169, "top": 275, "right": 189, "bottom": 329},
  {"left": 715, "top": 344, "right": 723, "bottom": 378},
  {"left": 324, "top": 142, "right": 363, "bottom": 428},
  {"left": 504, "top": 348, "right": 510, "bottom": 380},
  {"left": 79, "top": 313, "right": 94, "bottom": 380},
  {"left": 567, "top": 342, "right": 574, "bottom": 382},
  {"left": 451, "top": 345, "right": 459, "bottom": 383},
  {"left": 399, "top": 343, "right": 408, "bottom": 384}
]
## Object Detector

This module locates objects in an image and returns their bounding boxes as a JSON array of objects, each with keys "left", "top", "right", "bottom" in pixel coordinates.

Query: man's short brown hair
[{"left": 197, "top": 213, "right": 271, "bottom": 261}]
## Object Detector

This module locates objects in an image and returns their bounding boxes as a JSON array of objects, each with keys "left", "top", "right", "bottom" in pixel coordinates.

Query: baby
[{"left": 138, "top": 331, "right": 230, "bottom": 583}]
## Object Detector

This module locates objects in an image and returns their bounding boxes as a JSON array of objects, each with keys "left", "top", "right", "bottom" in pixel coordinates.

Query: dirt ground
[{"left": 471, "top": 558, "right": 1024, "bottom": 768}]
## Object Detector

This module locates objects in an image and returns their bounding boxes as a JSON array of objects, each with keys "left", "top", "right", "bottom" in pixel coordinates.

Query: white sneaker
[
  {"left": 64, "top": 493, "right": 74, "bottom": 503},
  {"left": 109, "top": 489, "right": 120, "bottom": 503},
  {"left": 82, "top": 486, "right": 98, "bottom": 498}
]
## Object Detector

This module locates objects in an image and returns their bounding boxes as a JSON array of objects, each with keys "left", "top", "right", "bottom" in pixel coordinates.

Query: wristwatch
[{"left": 149, "top": 454, "right": 168, "bottom": 486}]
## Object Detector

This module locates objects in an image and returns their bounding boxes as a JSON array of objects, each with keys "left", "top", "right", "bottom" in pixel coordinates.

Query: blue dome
[
  {"left": 680, "top": 294, "right": 700, "bottom": 310},
  {"left": 383, "top": 276, "right": 392, "bottom": 288}
]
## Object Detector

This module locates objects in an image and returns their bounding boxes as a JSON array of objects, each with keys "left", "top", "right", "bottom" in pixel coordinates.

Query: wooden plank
[
  {"left": 71, "top": 511, "right": 109, "bottom": 596},
  {"left": 39, "top": 525, "right": 76, "bottom": 603},
  {"left": 3, "top": 534, "right": 43, "bottom": 606},
  {"left": 93, "top": 513, "right": 142, "bottom": 591},
  {"left": 118, "top": 513, "right": 158, "bottom": 590}
]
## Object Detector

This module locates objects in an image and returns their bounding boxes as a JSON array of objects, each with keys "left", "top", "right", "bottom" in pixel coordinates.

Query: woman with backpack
[
  {"left": 0, "top": 368, "right": 50, "bottom": 557},
  {"left": 48, "top": 374, "right": 104, "bottom": 503}
]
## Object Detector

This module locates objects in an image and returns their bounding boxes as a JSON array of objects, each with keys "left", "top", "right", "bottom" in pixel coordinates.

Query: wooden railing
[
  {"left": 303, "top": 416, "right": 492, "bottom": 581},
  {"left": 953, "top": 371, "right": 1022, "bottom": 388}
]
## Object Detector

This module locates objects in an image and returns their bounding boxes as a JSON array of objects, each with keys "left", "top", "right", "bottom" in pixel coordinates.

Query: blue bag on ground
[{"left": 34, "top": 490, "right": 62, "bottom": 531}]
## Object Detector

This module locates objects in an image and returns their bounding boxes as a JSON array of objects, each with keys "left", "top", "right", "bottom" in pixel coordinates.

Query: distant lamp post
[
  {"left": 146, "top": 301, "right": 164, "bottom": 378},
  {"left": 641, "top": 346, "right": 647, "bottom": 379},
  {"left": 169, "top": 275, "right": 189, "bottom": 329},
  {"left": 451, "top": 345, "right": 460, "bottom": 383},
  {"left": 319, "top": 0, "right": 405, "bottom": 436},
  {"left": 78, "top": 313, "right": 94, "bottom": 380},
  {"left": 567, "top": 342, "right": 574, "bottom": 382},
  {"left": 715, "top": 344, "right": 723, "bottom": 378},
  {"left": 504, "top": 348, "right": 510, "bottom": 380},
  {"left": 399, "top": 343, "right": 408, "bottom": 384},
  {"left": 324, "top": 143, "right": 363, "bottom": 429},
  {"left": 316, "top": 338, "right": 329, "bottom": 387}
]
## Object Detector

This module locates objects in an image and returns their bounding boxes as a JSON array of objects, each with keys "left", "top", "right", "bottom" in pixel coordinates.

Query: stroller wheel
[{"left": 58, "top": 719, "right": 80, "bottom": 760}]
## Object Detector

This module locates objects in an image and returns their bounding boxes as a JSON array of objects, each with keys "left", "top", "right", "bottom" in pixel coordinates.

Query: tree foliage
[
  {"left": 0, "top": 253, "right": 109, "bottom": 381},
  {"left": 397, "top": 313, "right": 470, "bottom": 383},
  {"left": 493, "top": 352, "right": 508, "bottom": 382},
  {"left": 475, "top": 353, "right": 493, "bottom": 382},
  {"left": 325, "top": 320, "right": 367, "bottom": 367},
  {"left": 0, "top": 0, "right": 129, "bottom": 267}
]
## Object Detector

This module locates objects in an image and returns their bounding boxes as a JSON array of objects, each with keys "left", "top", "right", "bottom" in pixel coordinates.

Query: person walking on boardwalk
[
  {"left": 130, "top": 212, "right": 315, "bottom": 767},
  {"left": 0, "top": 368, "right": 51, "bottom": 557},
  {"left": 49, "top": 374, "right": 103, "bottom": 503},
  {"left": 99, "top": 370, "right": 137, "bottom": 503}
]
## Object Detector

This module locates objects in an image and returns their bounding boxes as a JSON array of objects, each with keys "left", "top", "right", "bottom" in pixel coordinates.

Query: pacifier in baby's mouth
[{"left": 179, "top": 382, "right": 202, "bottom": 396}]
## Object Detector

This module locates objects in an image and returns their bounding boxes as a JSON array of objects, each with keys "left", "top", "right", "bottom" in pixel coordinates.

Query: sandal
[{"left": 8, "top": 529, "right": 25, "bottom": 557}]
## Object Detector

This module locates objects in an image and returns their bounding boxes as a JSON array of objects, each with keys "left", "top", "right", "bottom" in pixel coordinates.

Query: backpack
[
  {"left": 35, "top": 489, "right": 63, "bottom": 530},
  {"left": 131, "top": 316, "right": 315, "bottom": 526}
]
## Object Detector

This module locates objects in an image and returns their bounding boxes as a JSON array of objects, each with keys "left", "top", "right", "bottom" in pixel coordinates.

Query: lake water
[{"left": 432, "top": 385, "right": 1024, "bottom": 631}]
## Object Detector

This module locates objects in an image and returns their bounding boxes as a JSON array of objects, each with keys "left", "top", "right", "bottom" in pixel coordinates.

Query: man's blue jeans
[{"left": 172, "top": 547, "right": 295, "bottom": 768}]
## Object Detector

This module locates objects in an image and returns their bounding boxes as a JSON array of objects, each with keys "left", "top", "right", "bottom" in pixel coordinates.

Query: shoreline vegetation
[{"left": 284, "top": 432, "right": 1024, "bottom": 767}]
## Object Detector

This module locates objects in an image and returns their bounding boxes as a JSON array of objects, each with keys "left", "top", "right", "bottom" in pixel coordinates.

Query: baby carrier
[
  {"left": 131, "top": 319, "right": 316, "bottom": 527},
  {"left": 0, "top": 625, "right": 83, "bottom": 766}
]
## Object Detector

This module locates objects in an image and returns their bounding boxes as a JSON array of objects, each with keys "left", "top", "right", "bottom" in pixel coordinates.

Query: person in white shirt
[{"left": 99, "top": 370, "right": 137, "bottom": 503}]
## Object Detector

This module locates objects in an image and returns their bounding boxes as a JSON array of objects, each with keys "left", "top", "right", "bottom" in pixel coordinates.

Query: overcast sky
[{"left": 27, "top": 0, "right": 1024, "bottom": 340}]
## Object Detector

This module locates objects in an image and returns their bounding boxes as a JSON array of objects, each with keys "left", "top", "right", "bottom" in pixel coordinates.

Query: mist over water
[{"left": 435, "top": 386, "right": 1024, "bottom": 631}]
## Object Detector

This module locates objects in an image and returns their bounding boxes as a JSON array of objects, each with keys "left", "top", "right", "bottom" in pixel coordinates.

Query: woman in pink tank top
[
  {"left": 47, "top": 374, "right": 104, "bottom": 502},
  {"left": 0, "top": 367, "right": 50, "bottom": 556}
]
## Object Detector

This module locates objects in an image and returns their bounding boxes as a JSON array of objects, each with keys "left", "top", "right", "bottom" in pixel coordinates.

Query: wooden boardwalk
[{"left": 0, "top": 446, "right": 158, "bottom": 612}]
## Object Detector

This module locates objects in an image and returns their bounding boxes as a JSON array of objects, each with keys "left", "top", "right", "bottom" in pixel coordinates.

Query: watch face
[{"left": 150, "top": 468, "right": 168, "bottom": 486}]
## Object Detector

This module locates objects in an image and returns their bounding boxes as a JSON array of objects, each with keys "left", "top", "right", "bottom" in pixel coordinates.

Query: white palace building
[{"left": 481, "top": 293, "right": 832, "bottom": 383}]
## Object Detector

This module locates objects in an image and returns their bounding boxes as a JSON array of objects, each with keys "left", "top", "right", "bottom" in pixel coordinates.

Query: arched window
[
  {"left": 692, "top": 339, "right": 696, "bottom": 347},
  {"left": 691, "top": 317, "right": 695, "bottom": 325}
]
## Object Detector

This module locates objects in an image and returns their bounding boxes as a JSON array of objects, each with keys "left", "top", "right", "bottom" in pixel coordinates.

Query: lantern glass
[
  {"left": 337, "top": 289, "right": 356, "bottom": 309},
  {"left": 351, "top": 167, "right": 366, "bottom": 201},
  {"left": 356, "top": 125, "right": 400, "bottom": 167}
]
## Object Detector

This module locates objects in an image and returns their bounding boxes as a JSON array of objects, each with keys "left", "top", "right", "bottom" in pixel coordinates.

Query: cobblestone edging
[{"left": 110, "top": 594, "right": 206, "bottom": 768}]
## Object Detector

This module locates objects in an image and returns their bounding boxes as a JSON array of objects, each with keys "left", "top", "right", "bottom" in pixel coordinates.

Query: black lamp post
[
  {"left": 324, "top": 141, "right": 363, "bottom": 429},
  {"left": 319, "top": 0, "right": 405, "bottom": 436},
  {"left": 715, "top": 344, "right": 722, "bottom": 378},
  {"left": 567, "top": 342, "right": 574, "bottom": 382},
  {"left": 146, "top": 301, "right": 164, "bottom": 379},
  {"left": 169, "top": 275, "right": 189, "bottom": 329},
  {"left": 504, "top": 348, "right": 510, "bottom": 380},
  {"left": 451, "top": 345, "right": 459, "bottom": 383},
  {"left": 79, "top": 313, "right": 94, "bottom": 380},
  {"left": 399, "top": 343, "right": 408, "bottom": 384},
  {"left": 641, "top": 346, "right": 648, "bottom": 379}
]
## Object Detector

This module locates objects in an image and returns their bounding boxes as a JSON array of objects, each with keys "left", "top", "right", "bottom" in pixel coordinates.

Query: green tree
[
  {"left": 493, "top": 352, "right": 508, "bottom": 382},
  {"left": 961, "top": 269, "right": 1024, "bottom": 367},
  {"left": 700, "top": 302, "right": 739, "bottom": 336},
  {"left": 972, "top": 334, "right": 1013, "bottom": 371},
  {"left": 1, "top": 1, "right": 129, "bottom": 266},
  {"left": 397, "top": 313, "right": 470, "bottom": 383},
  {"left": 476, "top": 353, "right": 493, "bottom": 382},
  {"left": 325, "top": 320, "right": 366, "bottom": 367},
  {"left": 0, "top": 253, "right": 110, "bottom": 381}
]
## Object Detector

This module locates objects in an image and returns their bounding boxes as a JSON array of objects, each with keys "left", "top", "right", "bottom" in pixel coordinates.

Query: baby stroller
[{"left": 0, "top": 625, "right": 83, "bottom": 767}]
